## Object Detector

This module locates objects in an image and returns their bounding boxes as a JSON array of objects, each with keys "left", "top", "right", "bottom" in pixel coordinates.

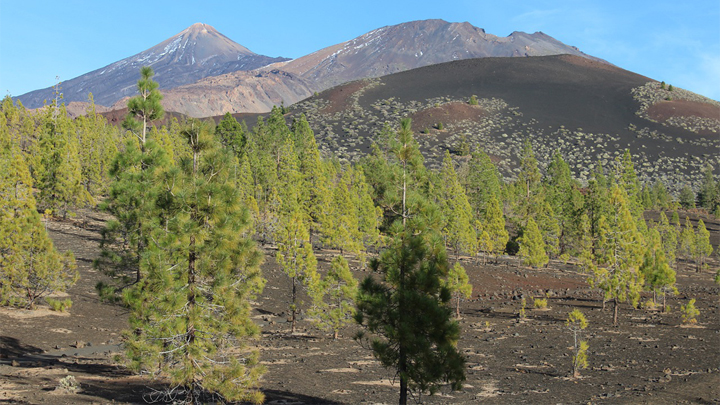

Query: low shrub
[
  {"left": 680, "top": 299, "right": 699, "bottom": 324},
  {"left": 46, "top": 297, "right": 72, "bottom": 312},
  {"left": 533, "top": 298, "right": 548, "bottom": 309}
]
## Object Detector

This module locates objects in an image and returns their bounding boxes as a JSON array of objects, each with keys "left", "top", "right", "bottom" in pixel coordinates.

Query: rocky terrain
[{"left": 0, "top": 210, "right": 718, "bottom": 404}]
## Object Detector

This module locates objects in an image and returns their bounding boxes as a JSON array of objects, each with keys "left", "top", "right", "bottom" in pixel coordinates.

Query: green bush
[
  {"left": 533, "top": 298, "right": 548, "bottom": 309},
  {"left": 519, "top": 297, "right": 527, "bottom": 318},
  {"left": 680, "top": 299, "right": 699, "bottom": 324},
  {"left": 46, "top": 297, "right": 72, "bottom": 312},
  {"left": 468, "top": 95, "right": 479, "bottom": 105}
]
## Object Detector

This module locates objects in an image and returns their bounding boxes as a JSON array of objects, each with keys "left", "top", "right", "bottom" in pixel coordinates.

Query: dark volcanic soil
[{"left": 1, "top": 212, "right": 719, "bottom": 404}]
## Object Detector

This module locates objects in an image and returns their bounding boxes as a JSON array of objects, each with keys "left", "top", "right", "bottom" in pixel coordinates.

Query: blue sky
[{"left": 1, "top": 0, "right": 719, "bottom": 100}]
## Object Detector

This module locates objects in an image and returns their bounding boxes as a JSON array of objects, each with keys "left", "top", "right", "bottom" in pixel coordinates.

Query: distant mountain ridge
[
  {"left": 155, "top": 19, "right": 609, "bottom": 117},
  {"left": 274, "top": 19, "right": 607, "bottom": 92},
  {"left": 17, "top": 19, "right": 608, "bottom": 116},
  {"left": 16, "top": 23, "right": 289, "bottom": 108}
]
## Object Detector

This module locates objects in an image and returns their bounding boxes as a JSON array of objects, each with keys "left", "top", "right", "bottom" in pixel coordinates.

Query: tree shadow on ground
[
  {"left": 48, "top": 227, "right": 102, "bottom": 245},
  {"left": 509, "top": 365, "right": 563, "bottom": 378},
  {"left": 0, "top": 336, "right": 43, "bottom": 358},
  {"left": 263, "top": 389, "right": 343, "bottom": 404}
]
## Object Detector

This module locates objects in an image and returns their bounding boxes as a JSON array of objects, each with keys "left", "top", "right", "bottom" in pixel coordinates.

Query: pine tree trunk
[
  {"left": 136, "top": 238, "right": 142, "bottom": 283},
  {"left": 187, "top": 234, "right": 197, "bottom": 404},
  {"left": 613, "top": 297, "right": 619, "bottom": 326},
  {"left": 291, "top": 275, "right": 297, "bottom": 334},
  {"left": 456, "top": 296, "right": 461, "bottom": 319},
  {"left": 399, "top": 349, "right": 408, "bottom": 405}
]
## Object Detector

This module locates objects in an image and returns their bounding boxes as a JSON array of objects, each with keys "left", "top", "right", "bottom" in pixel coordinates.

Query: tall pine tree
[{"left": 123, "top": 118, "right": 265, "bottom": 404}]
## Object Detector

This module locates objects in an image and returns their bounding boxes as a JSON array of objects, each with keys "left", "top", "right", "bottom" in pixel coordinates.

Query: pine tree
[
  {"left": 355, "top": 225, "right": 465, "bottom": 404},
  {"left": 0, "top": 114, "right": 78, "bottom": 308},
  {"left": 515, "top": 140, "right": 543, "bottom": 223},
  {"left": 215, "top": 112, "right": 247, "bottom": 157},
  {"left": 651, "top": 180, "right": 671, "bottom": 209},
  {"left": 312, "top": 255, "right": 358, "bottom": 339},
  {"left": 34, "top": 101, "right": 91, "bottom": 217},
  {"left": 74, "top": 93, "right": 120, "bottom": 196},
  {"left": 481, "top": 194, "right": 509, "bottom": 261},
  {"left": 519, "top": 217, "right": 548, "bottom": 267},
  {"left": 589, "top": 186, "right": 645, "bottom": 325},
  {"left": 546, "top": 150, "right": 584, "bottom": 255},
  {"left": 438, "top": 151, "right": 477, "bottom": 259},
  {"left": 276, "top": 208, "right": 322, "bottom": 334},
  {"left": 323, "top": 169, "right": 363, "bottom": 255},
  {"left": 355, "top": 124, "right": 464, "bottom": 403},
  {"left": 679, "top": 217, "right": 695, "bottom": 269},
  {"left": 96, "top": 68, "right": 169, "bottom": 288},
  {"left": 679, "top": 185, "right": 695, "bottom": 209},
  {"left": 122, "top": 118, "right": 265, "bottom": 404},
  {"left": 444, "top": 262, "right": 473, "bottom": 318},
  {"left": 694, "top": 219, "right": 713, "bottom": 272},
  {"left": 351, "top": 166, "right": 382, "bottom": 254},
  {"left": 585, "top": 162, "right": 612, "bottom": 255},
  {"left": 657, "top": 211, "right": 678, "bottom": 267},
  {"left": 463, "top": 150, "right": 502, "bottom": 219},
  {"left": 640, "top": 228, "right": 677, "bottom": 311},
  {"left": 122, "top": 66, "right": 164, "bottom": 146},
  {"left": 566, "top": 309, "right": 589, "bottom": 378},
  {"left": 293, "top": 114, "right": 331, "bottom": 239},
  {"left": 96, "top": 138, "right": 170, "bottom": 287}
]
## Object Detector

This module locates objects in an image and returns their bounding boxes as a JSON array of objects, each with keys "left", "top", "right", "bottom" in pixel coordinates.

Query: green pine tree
[
  {"left": 545, "top": 150, "right": 584, "bottom": 255},
  {"left": 519, "top": 217, "right": 549, "bottom": 267},
  {"left": 0, "top": 114, "right": 78, "bottom": 308},
  {"left": 122, "top": 118, "right": 265, "bottom": 404},
  {"left": 34, "top": 101, "right": 91, "bottom": 217},
  {"left": 438, "top": 151, "right": 477, "bottom": 259},
  {"left": 463, "top": 150, "right": 502, "bottom": 219},
  {"left": 679, "top": 185, "right": 695, "bottom": 209},
  {"left": 589, "top": 186, "right": 645, "bottom": 325},
  {"left": 215, "top": 112, "right": 247, "bottom": 157},
  {"left": 74, "top": 93, "right": 120, "bottom": 196},
  {"left": 444, "top": 262, "right": 473, "bottom": 318},
  {"left": 312, "top": 255, "right": 358, "bottom": 339},
  {"left": 122, "top": 66, "right": 164, "bottom": 146},
  {"left": 566, "top": 309, "right": 589, "bottom": 378},
  {"left": 657, "top": 211, "right": 679, "bottom": 268},
  {"left": 640, "top": 228, "right": 677, "bottom": 311},
  {"left": 694, "top": 219, "right": 713, "bottom": 272},
  {"left": 276, "top": 208, "right": 322, "bottom": 334},
  {"left": 480, "top": 194, "right": 508, "bottom": 262},
  {"left": 96, "top": 67, "right": 170, "bottom": 289},
  {"left": 355, "top": 225, "right": 465, "bottom": 404},
  {"left": 679, "top": 217, "right": 695, "bottom": 270},
  {"left": 323, "top": 169, "right": 363, "bottom": 255},
  {"left": 515, "top": 140, "right": 543, "bottom": 223}
]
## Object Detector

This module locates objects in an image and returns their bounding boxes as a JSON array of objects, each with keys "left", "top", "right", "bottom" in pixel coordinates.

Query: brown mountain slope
[
  {"left": 137, "top": 69, "right": 313, "bottom": 117},
  {"left": 276, "top": 19, "right": 606, "bottom": 92}
]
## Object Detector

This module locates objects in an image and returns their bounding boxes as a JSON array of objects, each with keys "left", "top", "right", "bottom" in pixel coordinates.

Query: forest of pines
[{"left": 0, "top": 67, "right": 718, "bottom": 404}]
